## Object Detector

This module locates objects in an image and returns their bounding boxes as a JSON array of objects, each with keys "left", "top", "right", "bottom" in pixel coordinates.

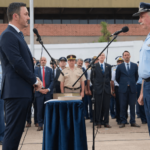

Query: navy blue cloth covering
[{"left": 43, "top": 100, "right": 88, "bottom": 150}]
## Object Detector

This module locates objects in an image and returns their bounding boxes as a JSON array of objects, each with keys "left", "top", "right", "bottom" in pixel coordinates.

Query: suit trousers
[
  {"left": 26, "top": 97, "right": 38, "bottom": 124},
  {"left": 143, "top": 81, "right": 150, "bottom": 135},
  {"left": 36, "top": 95, "right": 51, "bottom": 127},
  {"left": 115, "top": 86, "right": 120, "bottom": 122},
  {"left": 2, "top": 98, "right": 31, "bottom": 150},
  {"left": 95, "top": 92, "right": 111, "bottom": 125},
  {"left": 0, "top": 90, "right": 5, "bottom": 142},
  {"left": 119, "top": 87, "right": 136, "bottom": 124}
]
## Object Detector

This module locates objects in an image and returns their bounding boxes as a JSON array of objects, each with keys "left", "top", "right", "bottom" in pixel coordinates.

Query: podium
[{"left": 42, "top": 100, "right": 88, "bottom": 150}]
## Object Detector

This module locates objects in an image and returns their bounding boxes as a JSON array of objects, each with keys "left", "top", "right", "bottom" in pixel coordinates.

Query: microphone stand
[
  {"left": 35, "top": 34, "right": 64, "bottom": 76},
  {"left": 72, "top": 35, "right": 118, "bottom": 150}
]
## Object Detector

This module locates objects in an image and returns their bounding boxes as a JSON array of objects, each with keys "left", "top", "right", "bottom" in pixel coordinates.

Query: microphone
[
  {"left": 110, "top": 26, "right": 129, "bottom": 37},
  {"left": 33, "top": 28, "right": 42, "bottom": 42}
]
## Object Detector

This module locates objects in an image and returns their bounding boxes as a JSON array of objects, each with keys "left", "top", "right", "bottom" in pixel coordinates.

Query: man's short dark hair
[
  {"left": 7, "top": 2, "right": 26, "bottom": 21},
  {"left": 122, "top": 51, "right": 130, "bottom": 56}
]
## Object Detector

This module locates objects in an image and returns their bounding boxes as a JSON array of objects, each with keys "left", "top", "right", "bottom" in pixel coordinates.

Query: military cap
[
  {"left": 59, "top": 57, "right": 67, "bottom": 62},
  {"left": 84, "top": 58, "right": 91, "bottom": 63},
  {"left": 67, "top": 55, "right": 76, "bottom": 60},
  {"left": 115, "top": 56, "right": 124, "bottom": 62},
  {"left": 133, "top": 2, "right": 150, "bottom": 16},
  {"left": 92, "top": 56, "right": 98, "bottom": 61}
]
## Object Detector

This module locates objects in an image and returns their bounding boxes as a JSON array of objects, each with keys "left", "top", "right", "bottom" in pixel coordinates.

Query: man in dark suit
[
  {"left": 91, "top": 53, "right": 112, "bottom": 128},
  {"left": 53, "top": 57, "right": 67, "bottom": 93},
  {"left": 0, "top": 3, "right": 42, "bottom": 150},
  {"left": 35, "top": 57, "right": 53, "bottom": 131},
  {"left": 116, "top": 51, "right": 140, "bottom": 128}
]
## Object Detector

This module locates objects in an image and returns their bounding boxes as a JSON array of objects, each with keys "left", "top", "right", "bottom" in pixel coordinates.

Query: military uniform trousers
[{"left": 143, "top": 81, "right": 150, "bottom": 135}]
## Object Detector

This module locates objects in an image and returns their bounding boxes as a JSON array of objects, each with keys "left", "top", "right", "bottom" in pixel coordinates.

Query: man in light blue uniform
[
  {"left": 0, "top": 62, "right": 5, "bottom": 145},
  {"left": 133, "top": 2, "right": 150, "bottom": 134}
]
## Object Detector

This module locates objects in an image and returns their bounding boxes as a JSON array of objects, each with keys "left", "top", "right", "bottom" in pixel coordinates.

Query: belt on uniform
[
  {"left": 64, "top": 87, "right": 80, "bottom": 90},
  {"left": 144, "top": 77, "right": 150, "bottom": 82}
]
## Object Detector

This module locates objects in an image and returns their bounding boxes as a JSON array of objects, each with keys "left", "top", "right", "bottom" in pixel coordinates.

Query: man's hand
[
  {"left": 85, "top": 89, "right": 88, "bottom": 95},
  {"left": 34, "top": 77, "right": 43, "bottom": 91},
  {"left": 39, "top": 89, "right": 49, "bottom": 94},
  {"left": 80, "top": 91, "right": 84, "bottom": 98},
  {"left": 88, "top": 90, "right": 92, "bottom": 95},
  {"left": 138, "top": 94, "right": 144, "bottom": 105},
  {"left": 111, "top": 91, "right": 116, "bottom": 97}
]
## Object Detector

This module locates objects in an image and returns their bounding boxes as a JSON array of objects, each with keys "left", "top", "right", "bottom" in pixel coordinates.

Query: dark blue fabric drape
[{"left": 43, "top": 100, "right": 88, "bottom": 150}]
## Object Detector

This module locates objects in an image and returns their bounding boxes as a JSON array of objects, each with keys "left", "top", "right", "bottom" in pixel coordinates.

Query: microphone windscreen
[
  {"left": 33, "top": 28, "right": 38, "bottom": 34},
  {"left": 122, "top": 26, "right": 129, "bottom": 33}
]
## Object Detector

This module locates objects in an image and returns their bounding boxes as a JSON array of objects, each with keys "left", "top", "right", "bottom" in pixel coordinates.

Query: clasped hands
[{"left": 33, "top": 77, "right": 43, "bottom": 91}]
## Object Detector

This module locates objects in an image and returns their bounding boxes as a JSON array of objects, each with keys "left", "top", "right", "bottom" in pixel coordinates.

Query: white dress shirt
[
  {"left": 9, "top": 24, "right": 20, "bottom": 33},
  {"left": 87, "top": 70, "right": 92, "bottom": 86}
]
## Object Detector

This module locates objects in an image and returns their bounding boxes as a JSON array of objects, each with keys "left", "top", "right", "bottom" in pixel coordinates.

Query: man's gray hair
[{"left": 77, "top": 58, "right": 83, "bottom": 62}]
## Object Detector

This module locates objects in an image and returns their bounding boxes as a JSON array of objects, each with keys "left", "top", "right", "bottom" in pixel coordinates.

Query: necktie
[
  {"left": 100, "top": 64, "right": 104, "bottom": 74},
  {"left": 127, "top": 63, "right": 130, "bottom": 74},
  {"left": 19, "top": 31, "right": 24, "bottom": 39},
  {"left": 42, "top": 67, "right": 45, "bottom": 88},
  {"left": 127, "top": 63, "right": 130, "bottom": 85}
]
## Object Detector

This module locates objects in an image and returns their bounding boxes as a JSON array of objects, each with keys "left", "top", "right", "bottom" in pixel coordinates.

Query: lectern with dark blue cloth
[{"left": 43, "top": 100, "right": 88, "bottom": 150}]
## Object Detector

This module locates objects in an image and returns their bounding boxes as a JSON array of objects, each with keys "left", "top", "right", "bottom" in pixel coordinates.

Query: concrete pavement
[{"left": 1, "top": 117, "right": 150, "bottom": 150}]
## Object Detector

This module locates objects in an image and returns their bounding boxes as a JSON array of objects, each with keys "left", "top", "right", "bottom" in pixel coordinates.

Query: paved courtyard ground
[{"left": 0, "top": 117, "right": 150, "bottom": 150}]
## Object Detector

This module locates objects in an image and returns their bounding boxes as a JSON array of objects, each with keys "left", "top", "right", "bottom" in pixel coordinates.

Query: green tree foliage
[{"left": 98, "top": 21, "right": 116, "bottom": 42}]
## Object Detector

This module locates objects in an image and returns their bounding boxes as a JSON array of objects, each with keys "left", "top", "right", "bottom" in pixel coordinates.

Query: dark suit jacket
[
  {"left": 53, "top": 68, "right": 61, "bottom": 93},
  {"left": 0, "top": 25, "right": 36, "bottom": 99},
  {"left": 116, "top": 62, "right": 138, "bottom": 93},
  {"left": 34, "top": 66, "right": 54, "bottom": 98},
  {"left": 91, "top": 62, "right": 111, "bottom": 95}
]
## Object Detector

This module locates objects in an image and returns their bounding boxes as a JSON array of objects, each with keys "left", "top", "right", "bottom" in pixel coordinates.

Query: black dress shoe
[
  {"left": 131, "top": 123, "right": 140, "bottom": 127},
  {"left": 0, "top": 141, "right": 2, "bottom": 145},
  {"left": 37, "top": 127, "right": 43, "bottom": 131},
  {"left": 125, "top": 122, "right": 129, "bottom": 124},
  {"left": 119, "top": 124, "right": 125, "bottom": 128},
  {"left": 142, "top": 122, "right": 147, "bottom": 124},
  {"left": 104, "top": 124, "right": 111, "bottom": 128}
]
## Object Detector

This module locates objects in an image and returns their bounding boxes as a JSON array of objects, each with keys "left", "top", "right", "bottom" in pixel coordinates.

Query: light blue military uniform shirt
[
  {"left": 0, "top": 64, "right": 2, "bottom": 90},
  {"left": 137, "top": 76, "right": 142, "bottom": 84},
  {"left": 139, "top": 33, "right": 150, "bottom": 79}
]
